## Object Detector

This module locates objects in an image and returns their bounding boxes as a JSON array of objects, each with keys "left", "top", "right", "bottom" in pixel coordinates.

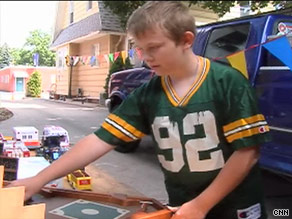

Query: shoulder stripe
[
  {"left": 226, "top": 125, "right": 270, "bottom": 143},
  {"left": 105, "top": 118, "right": 138, "bottom": 140},
  {"left": 223, "top": 114, "right": 266, "bottom": 133},
  {"left": 102, "top": 122, "right": 133, "bottom": 142},
  {"left": 108, "top": 114, "right": 146, "bottom": 138},
  {"left": 224, "top": 121, "right": 268, "bottom": 137}
]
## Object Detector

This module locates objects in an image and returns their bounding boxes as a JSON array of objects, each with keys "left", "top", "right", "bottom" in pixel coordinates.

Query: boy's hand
[
  {"left": 6, "top": 176, "right": 45, "bottom": 201},
  {"left": 168, "top": 200, "right": 206, "bottom": 219}
]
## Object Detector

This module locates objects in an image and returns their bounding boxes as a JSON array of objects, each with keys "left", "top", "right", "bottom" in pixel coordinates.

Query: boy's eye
[
  {"left": 149, "top": 46, "right": 158, "bottom": 50},
  {"left": 147, "top": 45, "right": 160, "bottom": 53}
]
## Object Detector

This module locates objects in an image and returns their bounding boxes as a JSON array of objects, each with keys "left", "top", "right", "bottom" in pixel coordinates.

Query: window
[
  {"left": 22, "top": 135, "right": 27, "bottom": 140},
  {"left": 57, "top": 48, "right": 67, "bottom": 69},
  {"left": 91, "top": 43, "right": 100, "bottom": 67},
  {"left": 127, "top": 37, "right": 143, "bottom": 67},
  {"left": 87, "top": 1, "right": 92, "bottom": 11},
  {"left": 69, "top": 1, "right": 74, "bottom": 24},
  {"left": 28, "top": 135, "right": 32, "bottom": 139},
  {"left": 204, "top": 23, "right": 250, "bottom": 64},
  {"left": 263, "top": 20, "right": 292, "bottom": 66}
]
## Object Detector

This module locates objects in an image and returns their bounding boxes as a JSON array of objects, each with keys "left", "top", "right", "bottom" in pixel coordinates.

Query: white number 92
[{"left": 152, "top": 111, "right": 225, "bottom": 173}]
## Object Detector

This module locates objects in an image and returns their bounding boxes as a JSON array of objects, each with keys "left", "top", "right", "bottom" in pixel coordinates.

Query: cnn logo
[{"left": 273, "top": 209, "right": 289, "bottom": 217}]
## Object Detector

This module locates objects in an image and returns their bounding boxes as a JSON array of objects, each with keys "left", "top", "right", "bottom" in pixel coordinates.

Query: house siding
[
  {"left": 55, "top": 35, "right": 112, "bottom": 97},
  {"left": 59, "top": 1, "right": 99, "bottom": 30},
  {"left": 72, "top": 35, "right": 110, "bottom": 97}
]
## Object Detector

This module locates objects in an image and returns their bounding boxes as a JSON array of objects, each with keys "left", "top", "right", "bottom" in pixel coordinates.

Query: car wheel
[{"left": 114, "top": 140, "right": 141, "bottom": 153}]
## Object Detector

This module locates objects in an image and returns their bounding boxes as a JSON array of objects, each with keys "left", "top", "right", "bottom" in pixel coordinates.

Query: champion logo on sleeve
[{"left": 237, "top": 203, "right": 261, "bottom": 219}]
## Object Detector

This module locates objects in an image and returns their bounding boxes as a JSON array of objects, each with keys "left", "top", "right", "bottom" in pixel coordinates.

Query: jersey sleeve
[
  {"left": 94, "top": 84, "right": 150, "bottom": 146},
  {"left": 220, "top": 67, "right": 271, "bottom": 150}
]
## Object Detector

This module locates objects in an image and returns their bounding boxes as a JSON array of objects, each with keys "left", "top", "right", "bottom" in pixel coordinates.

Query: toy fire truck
[{"left": 0, "top": 139, "right": 30, "bottom": 158}]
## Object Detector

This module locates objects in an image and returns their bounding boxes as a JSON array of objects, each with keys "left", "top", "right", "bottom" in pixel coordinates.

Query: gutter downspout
[{"left": 68, "top": 57, "right": 74, "bottom": 98}]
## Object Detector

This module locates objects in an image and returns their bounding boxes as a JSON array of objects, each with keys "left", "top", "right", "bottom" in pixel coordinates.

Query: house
[
  {"left": 50, "top": 1, "right": 278, "bottom": 102},
  {"left": 50, "top": 1, "right": 125, "bottom": 101},
  {"left": 0, "top": 66, "right": 57, "bottom": 100},
  {"left": 50, "top": 1, "right": 221, "bottom": 102}
]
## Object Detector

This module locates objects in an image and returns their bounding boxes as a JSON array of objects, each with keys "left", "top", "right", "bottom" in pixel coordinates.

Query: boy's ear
[{"left": 182, "top": 31, "right": 195, "bottom": 49}]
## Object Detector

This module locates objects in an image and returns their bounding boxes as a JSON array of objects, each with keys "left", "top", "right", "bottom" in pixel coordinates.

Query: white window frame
[
  {"left": 87, "top": 1, "right": 92, "bottom": 11},
  {"left": 69, "top": 1, "right": 74, "bottom": 24},
  {"left": 56, "top": 48, "right": 67, "bottom": 69},
  {"left": 91, "top": 43, "right": 100, "bottom": 67}
]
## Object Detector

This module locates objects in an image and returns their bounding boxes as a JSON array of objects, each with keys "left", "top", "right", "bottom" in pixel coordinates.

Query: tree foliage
[
  {"left": 11, "top": 29, "right": 56, "bottom": 66},
  {"left": 0, "top": 43, "right": 11, "bottom": 68},
  {"left": 104, "top": 55, "right": 133, "bottom": 98},
  {"left": 27, "top": 70, "right": 42, "bottom": 97},
  {"left": 103, "top": 1, "right": 290, "bottom": 29}
]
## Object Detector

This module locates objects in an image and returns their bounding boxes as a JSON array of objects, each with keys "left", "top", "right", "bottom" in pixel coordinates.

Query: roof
[{"left": 50, "top": 1, "right": 124, "bottom": 49}]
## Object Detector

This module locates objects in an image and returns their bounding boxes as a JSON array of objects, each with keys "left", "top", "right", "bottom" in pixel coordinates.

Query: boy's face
[{"left": 133, "top": 27, "right": 189, "bottom": 76}]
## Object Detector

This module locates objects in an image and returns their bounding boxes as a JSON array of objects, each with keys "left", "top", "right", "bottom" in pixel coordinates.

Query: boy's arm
[
  {"left": 37, "top": 133, "right": 114, "bottom": 184},
  {"left": 172, "top": 146, "right": 260, "bottom": 219},
  {"left": 8, "top": 134, "right": 114, "bottom": 200}
]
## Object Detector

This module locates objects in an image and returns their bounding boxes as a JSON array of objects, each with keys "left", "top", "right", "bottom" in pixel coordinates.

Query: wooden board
[{"left": 27, "top": 187, "right": 173, "bottom": 219}]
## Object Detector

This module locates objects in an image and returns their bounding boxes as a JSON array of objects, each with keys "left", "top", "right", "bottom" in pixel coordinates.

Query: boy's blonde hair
[{"left": 126, "top": 1, "right": 196, "bottom": 44}]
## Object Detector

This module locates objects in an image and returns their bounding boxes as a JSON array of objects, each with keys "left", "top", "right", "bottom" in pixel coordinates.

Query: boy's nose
[{"left": 143, "top": 53, "right": 154, "bottom": 63}]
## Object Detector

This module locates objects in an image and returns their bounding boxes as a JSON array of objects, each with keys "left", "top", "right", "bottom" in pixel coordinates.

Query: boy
[{"left": 10, "top": 2, "right": 270, "bottom": 219}]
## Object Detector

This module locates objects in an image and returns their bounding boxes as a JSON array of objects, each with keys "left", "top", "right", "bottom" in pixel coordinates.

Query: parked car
[
  {"left": 105, "top": 66, "right": 155, "bottom": 153},
  {"left": 106, "top": 11, "right": 292, "bottom": 177}
]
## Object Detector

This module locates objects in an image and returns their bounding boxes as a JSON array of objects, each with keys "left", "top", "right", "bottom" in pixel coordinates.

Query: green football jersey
[{"left": 95, "top": 56, "right": 270, "bottom": 219}]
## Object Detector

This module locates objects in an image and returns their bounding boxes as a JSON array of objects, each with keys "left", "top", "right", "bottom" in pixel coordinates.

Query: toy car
[
  {"left": 0, "top": 139, "right": 30, "bottom": 158},
  {"left": 37, "top": 125, "right": 70, "bottom": 162},
  {"left": 66, "top": 169, "right": 92, "bottom": 190},
  {"left": 12, "top": 126, "right": 40, "bottom": 149},
  {"left": 42, "top": 125, "right": 70, "bottom": 150}
]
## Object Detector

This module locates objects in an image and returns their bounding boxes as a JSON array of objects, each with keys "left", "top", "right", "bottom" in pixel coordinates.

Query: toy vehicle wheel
[{"left": 114, "top": 140, "right": 141, "bottom": 153}]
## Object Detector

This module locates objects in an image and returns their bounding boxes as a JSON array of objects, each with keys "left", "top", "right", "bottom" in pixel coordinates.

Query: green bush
[
  {"left": 104, "top": 55, "right": 132, "bottom": 98},
  {"left": 27, "top": 71, "right": 42, "bottom": 97}
]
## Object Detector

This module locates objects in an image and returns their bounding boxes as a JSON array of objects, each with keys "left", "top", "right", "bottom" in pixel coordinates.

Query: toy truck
[
  {"left": 41, "top": 125, "right": 70, "bottom": 149},
  {"left": 1, "top": 140, "right": 30, "bottom": 158},
  {"left": 106, "top": 11, "right": 292, "bottom": 177},
  {"left": 37, "top": 125, "right": 70, "bottom": 163},
  {"left": 12, "top": 126, "right": 40, "bottom": 149},
  {"left": 66, "top": 169, "right": 92, "bottom": 190}
]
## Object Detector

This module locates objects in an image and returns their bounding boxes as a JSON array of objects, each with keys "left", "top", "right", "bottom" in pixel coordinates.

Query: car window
[
  {"left": 204, "top": 23, "right": 251, "bottom": 64},
  {"left": 264, "top": 20, "right": 292, "bottom": 66}
]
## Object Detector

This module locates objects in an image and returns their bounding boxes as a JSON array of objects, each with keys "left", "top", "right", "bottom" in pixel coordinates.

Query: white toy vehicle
[
  {"left": 12, "top": 126, "right": 40, "bottom": 149},
  {"left": 38, "top": 125, "right": 70, "bottom": 162},
  {"left": 42, "top": 125, "right": 70, "bottom": 148}
]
